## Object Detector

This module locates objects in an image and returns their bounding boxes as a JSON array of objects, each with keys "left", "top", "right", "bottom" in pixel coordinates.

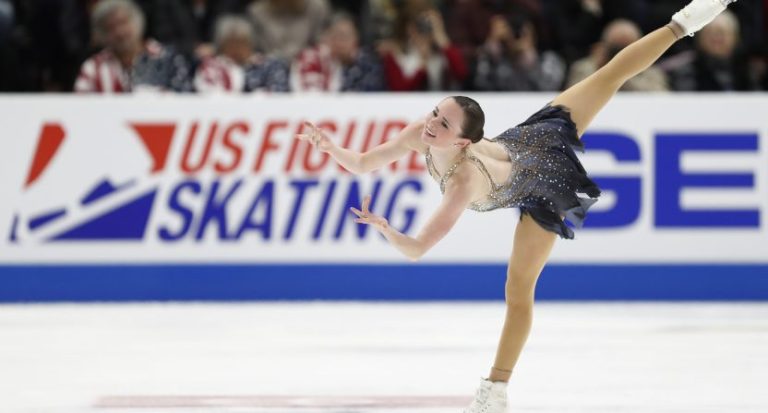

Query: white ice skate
[
  {"left": 463, "top": 377, "right": 508, "bottom": 413},
  {"left": 671, "top": 0, "right": 737, "bottom": 37}
]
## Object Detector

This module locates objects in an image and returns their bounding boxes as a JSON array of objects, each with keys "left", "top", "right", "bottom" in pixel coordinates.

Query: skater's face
[{"left": 421, "top": 98, "right": 470, "bottom": 149}]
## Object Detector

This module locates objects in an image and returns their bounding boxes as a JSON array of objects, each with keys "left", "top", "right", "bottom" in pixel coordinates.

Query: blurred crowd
[{"left": 0, "top": 0, "right": 765, "bottom": 93}]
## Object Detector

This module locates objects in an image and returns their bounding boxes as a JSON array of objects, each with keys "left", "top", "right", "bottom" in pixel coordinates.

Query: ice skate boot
[
  {"left": 463, "top": 377, "right": 508, "bottom": 413},
  {"left": 671, "top": 0, "right": 737, "bottom": 37}
]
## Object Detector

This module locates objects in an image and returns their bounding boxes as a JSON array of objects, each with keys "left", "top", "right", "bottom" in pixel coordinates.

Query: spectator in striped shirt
[
  {"left": 194, "top": 15, "right": 290, "bottom": 94},
  {"left": 291, "top": 12, "right": 385, "bottom": 92},
  {"left": 74, "top": 0, "right": 193, "bottom": 93}
]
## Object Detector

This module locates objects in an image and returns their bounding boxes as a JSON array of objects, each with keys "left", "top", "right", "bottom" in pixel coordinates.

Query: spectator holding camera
[
  {"left": 379, "top": 8, "right": 468, "bottom": 91},
  {"left": 472, "top": 13, "right": 565, "bottom": 91},
  {"left": 566, "top": 19, "right": 668, "bottom": 91},
  {"left": 194, "top": 15, "right": 290, "bottom": 94}
]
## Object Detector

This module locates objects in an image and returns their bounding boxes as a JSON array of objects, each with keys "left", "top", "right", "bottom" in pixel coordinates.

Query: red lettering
[
  {"left": 254, "top": 121, "right": 286, "bottom": 172},
  {"left": 284, "top": 122, "right": 306, "bottom": 173},
  {"left": 214, "top": 122, "right": 248, "bottom": 173},
  {"left": 360, "top": 121, "right": 377, "bottom": 153},
  {"left": 379, "top": 121, "right": 407, "bottom": 172},
  {"left": 407, "top": 151, "right": 425, "bottom": 173},
  {"left": 181, "top": 121, "right": 218, "bottom": 174}
]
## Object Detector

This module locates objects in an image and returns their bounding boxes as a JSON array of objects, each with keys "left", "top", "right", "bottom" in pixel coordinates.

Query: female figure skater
[{"left": 298, "top": 1, "right": 737, "bottom": 411}]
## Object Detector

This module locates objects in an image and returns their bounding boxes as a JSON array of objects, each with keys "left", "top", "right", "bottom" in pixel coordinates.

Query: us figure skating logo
[
  {"left": 9, "top": 122, "right": 176, "bottom": 243},
  {"left": 8, "top": 119, "right": 423, "bottom": 245}
]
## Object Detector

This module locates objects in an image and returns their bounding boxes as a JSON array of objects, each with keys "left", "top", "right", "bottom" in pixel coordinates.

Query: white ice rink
[{"left": 1, "top": 302, "right": 767, "bottom": 413}]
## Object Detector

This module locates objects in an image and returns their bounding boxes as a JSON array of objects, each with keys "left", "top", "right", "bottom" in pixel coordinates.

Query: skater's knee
[{"left": 504, "top": 289, "right": 534, "bottom": 312}]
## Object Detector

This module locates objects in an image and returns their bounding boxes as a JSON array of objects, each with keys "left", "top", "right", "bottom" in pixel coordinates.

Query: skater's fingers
[
  {"left": 349, "top": 207, "right": 364, "bottom": 217},
  {"left": 296, "top": 133, "right": 309, "bottom": 141},
  {"left": 362, "top": 195, "right": 371, "bottom": 212}
]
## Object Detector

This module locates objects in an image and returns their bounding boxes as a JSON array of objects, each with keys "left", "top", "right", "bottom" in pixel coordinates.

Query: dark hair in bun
[{"left": 451, "top": 96, "right": 485, "bottom": 144}]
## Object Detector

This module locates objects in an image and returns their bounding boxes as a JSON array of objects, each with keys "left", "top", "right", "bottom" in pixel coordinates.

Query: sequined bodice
[
  {"left": 420, "top": 102, "right": 601, "bottom": 239},
  {"left": 423, "top": 121, "right": 579, "bottom": 213},
  {"left": 424, "top": 145, "right": 510, "bottom": 211}
]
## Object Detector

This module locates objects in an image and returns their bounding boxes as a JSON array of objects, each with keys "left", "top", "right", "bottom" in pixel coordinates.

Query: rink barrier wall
[
  {"left": 1, "top": 94, "right": 767, "bottom": 301},
  {"left": 1, "top": 264, "right": 768, "bottom": 302}
]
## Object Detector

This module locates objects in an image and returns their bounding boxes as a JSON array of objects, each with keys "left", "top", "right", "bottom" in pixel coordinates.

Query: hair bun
[{"left": 473, "top": 130, "right": 484, "bottom": 143}]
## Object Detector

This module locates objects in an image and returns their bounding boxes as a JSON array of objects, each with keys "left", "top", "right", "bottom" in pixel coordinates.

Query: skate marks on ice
[{"left": 94, "top": 395, "right": 470, "bottom": 412}]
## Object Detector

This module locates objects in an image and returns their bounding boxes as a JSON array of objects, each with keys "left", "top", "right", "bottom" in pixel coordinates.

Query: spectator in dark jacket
[
  {"left": 149, "top": 0, "right": 244, "bottom": 60},
  {"left": 194, "top": 15, "right": 289, "bottom": 93},
  {"left": 473, "top": 13, "right": 564, "bottom": 91}
]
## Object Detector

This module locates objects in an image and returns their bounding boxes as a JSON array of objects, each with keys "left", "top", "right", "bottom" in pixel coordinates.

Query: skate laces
[{"left": 463, "top": 386, "right": 491, "bottom": 413}]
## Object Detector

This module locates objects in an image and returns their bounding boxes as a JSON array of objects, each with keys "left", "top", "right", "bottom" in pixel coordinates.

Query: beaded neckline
[{"left": 424, "top": 146, "right": 501, "bottom": 194}]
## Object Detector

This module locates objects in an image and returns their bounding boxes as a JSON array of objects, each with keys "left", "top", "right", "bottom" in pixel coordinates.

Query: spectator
[
  {"left": 359, "top": 0, "right": 397, "bottom": 47},
  {"left": 473, "top": 13, "right": 565, "bottom": 91},
  {"left": 443, "top": 0, "right": 548, "bottom": 64},
  {"left": 548, "top": 0, "right": 647, "bottom": 63},
  {"left": 149, "top": 0, "right": 244, "bottom": 61},
  {"left": 194, "top": 15, "right": 289, "bottom": 93},
  {"left": 0, "top": 0, "right": 11, "bottom": 42},
  {"left": 566, "top": 19, "right": 668, "bottom": 91},
  {"left": 292, "top": 12, "right": 384, "bottom": 92},
  {"left": 0, "top": 0, "right": 13, "bottom": 91},
  {"left": 663, "top": 11, "right": 757, "bottom": 91},
  {"left": 74, "top": 0, "right": 193, "bottom": 93},
  {"left": 246, "top": 0, "right": 331, "bottom": 60},
  {"left": 379, "top": 7, "right": 469, "bottom": 91}
]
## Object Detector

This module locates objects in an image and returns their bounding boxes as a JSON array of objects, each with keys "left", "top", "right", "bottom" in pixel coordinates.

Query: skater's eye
[
  {"left": 432, "top": 109, "right": 438, "bottom": 117},
  {"left": 442, "top": 121, "right": 448, "bottom": 128}
]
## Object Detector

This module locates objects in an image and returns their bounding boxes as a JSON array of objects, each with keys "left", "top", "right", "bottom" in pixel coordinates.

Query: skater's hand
[
  {"left": 350, "top": 195, "right": 389, "bottom": 231},
  {"left": 296, "top": 121, "right": 334, "bottom": 153}
]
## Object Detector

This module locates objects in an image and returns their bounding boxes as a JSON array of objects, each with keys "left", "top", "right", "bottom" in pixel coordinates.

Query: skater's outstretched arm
[
  {"left": 351, "top": 163, "right": 482, "bottom": 261},
  {"left": 297, "top": 120, "right": 424, "bottom": 174}
]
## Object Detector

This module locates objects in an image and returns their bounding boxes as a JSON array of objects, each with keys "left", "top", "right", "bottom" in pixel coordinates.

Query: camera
[{"left": 415, "top": 16, "right": 432, "bottom": 35}]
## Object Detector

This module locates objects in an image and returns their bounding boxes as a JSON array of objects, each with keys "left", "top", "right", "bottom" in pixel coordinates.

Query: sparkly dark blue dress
[{"left": 425, "top": 103, "right": 601, "bottom": 239}]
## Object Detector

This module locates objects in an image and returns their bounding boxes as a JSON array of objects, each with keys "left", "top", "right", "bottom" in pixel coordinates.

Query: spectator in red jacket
[{"left": 378, "top": 8, "right": 469, "bottom": 91}]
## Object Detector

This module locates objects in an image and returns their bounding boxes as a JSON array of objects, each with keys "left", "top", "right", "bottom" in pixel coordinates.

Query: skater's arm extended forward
[
  {"left": 351, "top": 168, "right": 476, "bottom": 261},
  {"left": 297, "top": 120, "right": 424, "bottom": 174}
]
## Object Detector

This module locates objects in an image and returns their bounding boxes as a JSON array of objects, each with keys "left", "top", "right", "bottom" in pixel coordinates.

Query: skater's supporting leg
[{"left": 488, "top": 214, "right": 557, "bottom": 382}]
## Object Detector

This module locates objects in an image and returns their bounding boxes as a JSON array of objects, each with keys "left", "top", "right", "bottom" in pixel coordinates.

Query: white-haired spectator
[
  {"left": 662, "top": 11, "right": 757, "bottom": 91},
  {"left": 74, "top": 0, "right": 192, "bottom": 93},
  {"left": 292, "top": 12, "right": 384, "bottom": 92},
  {"left": 194, "top": 15, "right": 290, "bottom": 93},
  {"left": 566, "top": 19, "right": 668, "bottom": 91},
  {"left": 247, "top": 0, "right": 331, "bottom": 60}
]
